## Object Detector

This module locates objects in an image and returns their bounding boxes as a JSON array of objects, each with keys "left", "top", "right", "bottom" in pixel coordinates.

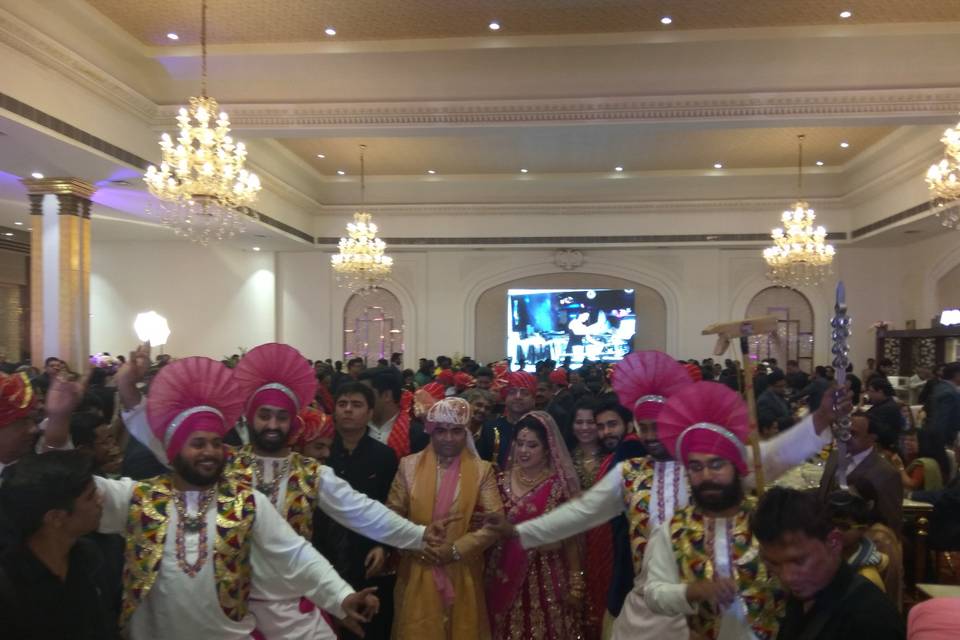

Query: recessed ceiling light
[
  {"left": 3, "top": 232, "right": 12, "bottom": 237},
  {"left": 166, "top": 32, "right": 179, "bottom": 41},
  {"left": 488, "top": 21, "right": 501, "bottom": 31},
  {"left": 337, "top": 170, "right": 346, "bottom": 175},
  {"left": 840, "top": 141, "right": 850, "bottom": 148},
  {"left": 520, "top": 168, "right": 529, "bottom": 174},
  {"left": 660, "top": 16, "right": 673, "bottom": 25},
  {"left": 816, "top": 160, "right": 825, "bottom": 166},
  {"left": 839, "top": 10, "right": 852, "bottom": 19},
  {"left": 316, "top": 154, "right": 326, "bottom": 159},
  {"left": 614, "top": 166, "right": 624, "bottom": 172},
  {"left": 713, "top": 162, "right": 723, "bottom": 169},
  {"left": 324, "top": 27, "right": 337, "bottom": 36},
  {"left": 30, "top": 172, "right": 44, "bottom": 179},
  {"left": 427, "top": 169, "right": 436, "bottom": 174},
  {"left": 252, "top": 246, "right": 261, "bottom": 252},
  {"left": 13, "top": 221, "right": 23, "bottom": 226},
  {"left": 27, "top": 228, "right": 32, "bottom": 231}
]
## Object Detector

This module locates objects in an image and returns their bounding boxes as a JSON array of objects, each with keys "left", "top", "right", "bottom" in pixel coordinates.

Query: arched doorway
[
  {"left": 746, "top": 287, "right": 814, "bottom": 372},
  {"left": 343, "top": 289, "right": 404, "bottom": 365}
]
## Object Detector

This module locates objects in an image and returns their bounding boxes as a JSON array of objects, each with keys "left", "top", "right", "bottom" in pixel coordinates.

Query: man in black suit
[
  {"left": 865, "top": 376, "right": 904, "bottom": 433},
  {"left": 819, "top": 412, "right": 903, "bottom": 534},
  {"left": 928, "top": 362, "right": 960, "bottom": 447},
  {"left": 757, "top": 370, "right": 794, "bottom": 431}
]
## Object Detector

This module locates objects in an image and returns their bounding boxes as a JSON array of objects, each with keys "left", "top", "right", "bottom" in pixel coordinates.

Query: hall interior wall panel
[{"left": 90, "top": 242, "right": 276, "bottom": 358}]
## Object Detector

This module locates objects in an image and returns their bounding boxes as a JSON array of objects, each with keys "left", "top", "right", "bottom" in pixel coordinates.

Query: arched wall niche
[
  {"left": 745, "top": 286, "right": 816, "bottom": 373},
  {"left": 342, "top": 288, "right": 404, "bottom": 365},
  {"left": 473, "top": 272, "right": 667, "bottom": 364}
]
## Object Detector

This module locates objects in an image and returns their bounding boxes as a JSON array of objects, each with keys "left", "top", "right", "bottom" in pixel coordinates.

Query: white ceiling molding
[
  {"left": 0, "top": 7, "right": 157, "bottom": 123},
  {"left": 154, "top": 89, "right": 960, "bottom": 132}
]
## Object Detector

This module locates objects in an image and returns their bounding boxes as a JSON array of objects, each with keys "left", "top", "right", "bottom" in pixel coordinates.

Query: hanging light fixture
[
  {"left": 763, "top": 134, "right": 835, "bottom": 288},
  {"left": 143, "top": 0, "right": 261, "bottom": 245},
  {"left": 331, "top": 145, "right": 393, "bottom": 293},
  {"left": 925, "top": 114, "right": 960, "bottom": 230}
]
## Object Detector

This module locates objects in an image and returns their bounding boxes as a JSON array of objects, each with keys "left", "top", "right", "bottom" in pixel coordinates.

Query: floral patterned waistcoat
[{"left": 120, "top": 475, "right": 257, "bottom": 629}]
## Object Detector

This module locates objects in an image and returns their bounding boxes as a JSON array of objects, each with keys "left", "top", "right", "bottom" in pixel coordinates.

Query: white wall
[
  {"left": 88, "top": 227, "right": 960, "bottom": 368},
  {"left": 90, "top": 242, "right": 276, "bottom": 358}
]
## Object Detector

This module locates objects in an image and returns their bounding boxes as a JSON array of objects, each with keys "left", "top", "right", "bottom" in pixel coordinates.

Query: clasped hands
[{"left": 418, "top": 514, "right": 462, "bottom": 565}]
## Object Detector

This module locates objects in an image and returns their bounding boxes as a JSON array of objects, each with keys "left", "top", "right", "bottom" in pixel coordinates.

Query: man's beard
[
  {"left": 251, "top": 426, "right": 288, "bottom": 453},
  {"left": 691, "top": 477, "right": 743, "bottom": 512},
  {"left": 173, "top": 454, "right": 225, "bottom": 487},
  {"left": 601, "top": 435, "right": 621, "bottom": 453}
]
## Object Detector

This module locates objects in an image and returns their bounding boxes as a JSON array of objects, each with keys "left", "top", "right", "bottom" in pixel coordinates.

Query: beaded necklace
[
  {"left": 253, "top": 456, "right": 291, "bottom": 505},
  {"left": 173, "top": 488, "right": 216, "bottom": 577}
]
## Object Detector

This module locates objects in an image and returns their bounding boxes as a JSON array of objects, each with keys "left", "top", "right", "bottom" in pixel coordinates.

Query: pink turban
[
  {"left": 146, "top": 357, "right": 244, "bottom": 461},
  {"left": 611, "top": 351, "right": 694, "bottom": 422},
  {"left": 233, "top": 343, "right": 318, "bottom": 439},
  {"left": 656, "top": 382, "right": 751, "bottom": 475}
]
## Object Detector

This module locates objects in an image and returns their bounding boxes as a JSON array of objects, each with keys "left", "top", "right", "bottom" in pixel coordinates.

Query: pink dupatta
[{"left": 432, "top": 454, "right": 462, "bottom": 606}]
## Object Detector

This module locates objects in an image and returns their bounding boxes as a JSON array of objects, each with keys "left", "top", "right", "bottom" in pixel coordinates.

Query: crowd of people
[{"left": 0, "top": 343, "right": 958, "bottom": 640}]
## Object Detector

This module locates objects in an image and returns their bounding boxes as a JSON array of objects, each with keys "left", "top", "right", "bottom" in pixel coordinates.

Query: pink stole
[{"left": 432, "top": 454, "right": 462, "bottom": 606}]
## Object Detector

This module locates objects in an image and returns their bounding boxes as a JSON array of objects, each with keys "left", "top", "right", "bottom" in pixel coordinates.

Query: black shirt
[
  {"left": 313, "top": 431, "right": 399, "bottom": 587},
  {"left": 0, "top": 538, "right": 119, "bottom": 640},
  {"left": 777, "top": 561, "right": 904, "bottom": 640}
]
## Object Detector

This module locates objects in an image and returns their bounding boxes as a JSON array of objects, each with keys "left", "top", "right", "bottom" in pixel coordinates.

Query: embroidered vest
[
  {"left": 668, "top": 503, "right": 784, "bottom": 640},
  {"left": 226, "top": 446, "right": 321, "bottom": 539},
  {"left": 120, "top": 475, "right": 257, "bottom": 629},
  {"left": 622, "top": 457, "right": 656, "bottom": 573}
]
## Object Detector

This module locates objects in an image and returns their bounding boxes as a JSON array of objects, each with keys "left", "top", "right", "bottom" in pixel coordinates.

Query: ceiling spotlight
[
  {"left": 3, "top": 232, "right": 12, "bottom": 237},
  {"left": 660, "top": 16, "right": 673, "bottom": 25},
  {"left": 337, "top": 170, "right": 346, "bottom": 175},
  {"left": 713, "top": 163, "right": 723, "bottom": 169},
  {"left": 252, "top": 246, "right": 261, "bottom": 252},
  {"left": 839, "top": 10, "right": 852, "bottom": 19},
  {"left": 488, "top": 21, "right": 501, "bottom": 31},
  {"left": 840, "top": 141, "right": 850, "bottom": 148},
  {"left": 166, "top": 32, "right": 180, "bottom": 41},
  {"left": 13, "top": 221, "right": 23, "bottom": 226},
  {"left": 30, "top": 172, "right": 44, "bottom": 179},
  {"left": 816, "top": 160, "right": 825, "bottom": 166},
  {"left": 427, "top": 169, "right": 436, "bottom": 174},
  {"left": 520, "top": 168, "right": 529, "bottom": 174},
  {"left": 614, "top": 166, "right": 624, "bottom": 172},
  {"left": 316, "top": 154, "right": 326, "bottom": 159},
  {"left": 324, "top": 27, "right": 337, "bottom": 36}
]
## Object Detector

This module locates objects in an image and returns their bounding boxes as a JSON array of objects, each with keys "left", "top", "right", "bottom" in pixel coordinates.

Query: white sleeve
[
  {"left": 251, "top": 491, "right": 355, "bottom": 618},
  {"left": 94, "top": 476, "right": 136, "bottom": 534},
  {"left": 643, "top": 523, "right": 694, "bottom": 616},
  {"left": 121, "top": 398, "right": 170, "bottom": 467},
  {"left": 517, "top": 461, "right": 625, "bottom": 549},
  {"left": 315, "top": 465, "right": 425, "bottom": 550},
  {"left": 751, "top": 413, "right": 831, "bottom": 486}
]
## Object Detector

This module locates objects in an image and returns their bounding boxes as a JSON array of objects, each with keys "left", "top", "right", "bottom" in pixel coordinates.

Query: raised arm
[
  {"left": 513, "top": 462, "right": 625, "bottom": 549},
  {"left": 315, "top": 465, "right": 426, "bottom": 551}
]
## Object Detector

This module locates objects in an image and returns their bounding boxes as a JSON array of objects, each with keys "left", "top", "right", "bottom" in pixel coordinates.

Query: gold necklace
[
  {"left": 254, "top": 456, "right": 291, "bottom": 504},
  {"left": 515, "top": 465, "right": 548, "bottom": 489}
]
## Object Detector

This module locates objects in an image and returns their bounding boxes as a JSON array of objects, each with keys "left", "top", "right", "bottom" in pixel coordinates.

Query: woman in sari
[
  {"left": 486, "top": 411, "right": 584, "bottom": 640},
  {"left": 570, "top": 399, "right": 603, "bottom": 490}
]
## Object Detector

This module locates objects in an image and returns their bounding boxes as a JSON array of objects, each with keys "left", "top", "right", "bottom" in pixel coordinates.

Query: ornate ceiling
[{"left": 86, "top": 0, "right": 960, "bottom": 45}]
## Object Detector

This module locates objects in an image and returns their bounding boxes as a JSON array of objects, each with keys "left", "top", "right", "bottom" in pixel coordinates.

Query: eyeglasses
[{"left": 686, "top": 459, "right": 731, "bottom": 474}]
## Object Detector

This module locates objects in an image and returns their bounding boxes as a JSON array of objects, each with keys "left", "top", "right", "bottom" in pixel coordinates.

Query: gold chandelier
[
  {"left": 925, "top": 115, "right": 960, "bottom": 230},
  {"left": 331, "top": 146, "right": 393, "bottom": 293},
  {"left": 763, "top": 134, "right": 835, "bottom": 288},
  {"left": 143, "top": 0, "right": 260, "bottom": 245}
]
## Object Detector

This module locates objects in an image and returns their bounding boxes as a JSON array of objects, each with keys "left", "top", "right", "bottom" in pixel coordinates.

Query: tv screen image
[{"left": 507, "top": 288, "right": 636, "bottom": 370}]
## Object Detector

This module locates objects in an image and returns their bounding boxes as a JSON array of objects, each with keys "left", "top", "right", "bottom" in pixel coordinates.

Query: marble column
[{"left": 22, "top": 178, "right": 94, "bottom": 373}]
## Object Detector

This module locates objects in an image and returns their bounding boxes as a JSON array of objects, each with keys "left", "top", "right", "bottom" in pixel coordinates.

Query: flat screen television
[{"left": 507, "top": 288, "right": 636, "bottom": 371}]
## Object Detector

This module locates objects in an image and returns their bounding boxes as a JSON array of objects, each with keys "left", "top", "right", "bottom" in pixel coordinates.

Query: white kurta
[
  {"left": 643, "top": 520, "right": 757, "bottom": 640},
  {"left": 515, "top": 414, "right": 829, "bottom": 640},
  {"left": 121, "top": 401, "right": 426, "bottom": 639},
  {"left": 248, "top": 454, "right": 426, "bottom": 640},
  {"left": 95, "top": 476, "right": 355, "bottom": 640}
]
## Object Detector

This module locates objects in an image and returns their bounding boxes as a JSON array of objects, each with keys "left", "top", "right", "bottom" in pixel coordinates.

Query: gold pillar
[{"left": 22, "top": 178, "right": 94, "bottom": 374}]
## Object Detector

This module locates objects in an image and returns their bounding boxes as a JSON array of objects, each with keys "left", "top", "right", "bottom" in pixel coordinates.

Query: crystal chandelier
[
  {"left": 143, "top": 0, "right": 260, "bottom": 245},
  {"left": 925, "top": 115, "right": 960, "bottom": 230},
  {"left": 331, "top": 146, "right": 393, "bottom": 293},
  {"left": 763, "top": 134, "right": 835, "bottom": 288}
]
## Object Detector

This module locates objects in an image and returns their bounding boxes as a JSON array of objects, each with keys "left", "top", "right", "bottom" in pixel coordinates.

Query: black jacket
[
  {"left": 0, "top": 538, "right": 119, "bottom": 640},
  {"left": 777, "top": 561, "right": 904, "bottom": 640}
]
